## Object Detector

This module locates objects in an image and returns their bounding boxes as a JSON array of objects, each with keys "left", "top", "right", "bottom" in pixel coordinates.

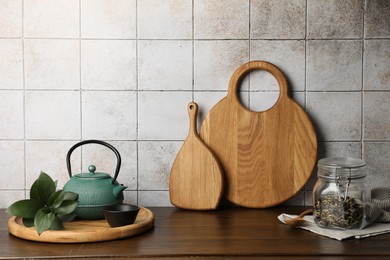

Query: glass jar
[{"left": 313, "top": 157, "right": 371, "bottom": 229}]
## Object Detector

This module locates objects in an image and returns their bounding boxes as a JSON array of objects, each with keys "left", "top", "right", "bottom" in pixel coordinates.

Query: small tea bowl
[{"left": 102, "top": 204, "right": 140, "bottom": 227}]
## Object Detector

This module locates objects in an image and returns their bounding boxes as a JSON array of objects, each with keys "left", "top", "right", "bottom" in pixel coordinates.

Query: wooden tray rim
[{"left": 7, "top": 207, "right": 154, "bottom": 243}]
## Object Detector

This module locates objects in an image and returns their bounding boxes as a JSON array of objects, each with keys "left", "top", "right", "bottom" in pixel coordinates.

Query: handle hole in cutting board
[{"left": 240, "top": 70, "right": 280, "bottom": 112}]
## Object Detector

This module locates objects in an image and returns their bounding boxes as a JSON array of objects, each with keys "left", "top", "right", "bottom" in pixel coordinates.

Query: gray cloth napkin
[
  {"left": 368, "top": 187, "right": 390, "bottom": 223},
  {"left": 278, "top": 213, "right": 390, "bottom": 241},
  {"left": 278, "top": 187, "right": 390, "bottom": 240}
]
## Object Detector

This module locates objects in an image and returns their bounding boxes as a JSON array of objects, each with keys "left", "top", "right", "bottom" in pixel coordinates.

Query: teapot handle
[{"left": 66, "top": 140, "right": 122, "bottom": 184}]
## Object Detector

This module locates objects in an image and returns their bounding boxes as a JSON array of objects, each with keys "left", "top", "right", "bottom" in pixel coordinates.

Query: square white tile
[
  {"left": 138, "top": 40, "right": 192, "bottom": 90},
  {"left": 307, "top": 0, "right": 364, "bottom": 39},
  {"left": 304, "top": 192, "right": 314, "bottom": 207},
  {"left": 24, "top": 39, "right": 80, "bottom": 90},
  {"left": 194, "top": 40, "right": 249, "bottom": 91},
  {"left": 123, "top": 190, "right": 138, "bottom": 205},
  {"left": 24, "top": 0, "right": 79, "bottom": 38},
  {"left": 81, "top": 40, "right": 136, "bottom": 90},
  {"left": 0, "top": 0, "right": 22, "bottom": 37},
  {"left": 194, "top": 0, "right": 249, "bottom": 39},
  {"left": 138, "top": 91, "right": 192, "bottom": 140},
  {"left": 81, "top": 141, "right": 137, "bottom": 190},
  {"left": 194, "top": 91, "right": 228, "bottom": 129},
  {"left": 249, "top": 71, "right": 279, "bottom": 92},
  {"left": 25, "top": 141, "right": 81, "bottom": 188},
  {"left": 194, "top": 91, "right": 249, "bottom": 112},
  {"left": 364, "top": 40, "right": 390, "bottom": 91},
  {"left": 249, "top": 91, "right": 305, "bottom": 113},
  {"left": 251, "top": 0, "right": 305, "bottom": 39},
  {"left": 138, "top": 0, "right": 192, "bottom": 39},
  {"left": 307, "top": 40, "right": 362, "bottom": 91},
  {"left": 317, "top": 142, "right": 362, "bottom": 160},
  {"left": 0, "top": 141, "right": 24, "bottom": 189},
  {"left": 306, "top": 141, "right": 362, "bottom": 190},
  {"left": 291, "top": 91, "right": 306, "bottom": 108},
  {"left": 0, "top": 191, "right": 25, "bottom": 208},
  {"left": 249, "top": 91, "right": 280, "bottom": 112},
  {"left": 364, "top": 92, "right": 390, "bottom": 140},
  {"left": 0, "top": 90, "right": 24, "bottom": 139},
  {"left": 250, "top": 40, "right": 305, "bottom": 91},
  {"left": 82, "top": 91, "right": 137, "bottom": 140},
  {"left": 364, "top": 0, "right": 390, "bottom": 38},
  {"left": 364, "top": 142, "right": 390, "bottom": 188},
  {"left": 81, "top": 0, "right": 136, "bottom": 39},
  {"left": 0, "top": 39, "right": 23, "bottom": 89},
  {"left": 25, "top": 91, "right": 81, "bottom": 139},
  {"left": 138, "top": 141, "right": 182, "bottom": 190},
  {"left": 306, "top": 92, "right": 361, "bottom": 141},
  {"left": 138, "top": 191, "right": 172, "bottom": 207}
]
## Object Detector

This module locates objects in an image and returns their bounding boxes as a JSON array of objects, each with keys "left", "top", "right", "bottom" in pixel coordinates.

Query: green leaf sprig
[{"left": 6, "top": 172, "right": 78, "bottom": 235}]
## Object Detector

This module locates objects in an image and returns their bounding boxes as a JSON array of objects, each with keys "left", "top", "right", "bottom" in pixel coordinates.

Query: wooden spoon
[{"left": 284, "top": 209, "right": 313, "bottom": 227}]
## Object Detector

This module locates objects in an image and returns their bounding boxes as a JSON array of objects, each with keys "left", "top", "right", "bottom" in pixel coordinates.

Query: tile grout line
[
  {"left": 12, "top": 37, "right": 390, "bottom": 41},
  {"left": 79, "top": 0, "right": 83, "bottom": 172},
  {"left": 22, "top": 0, "right": 27, "bottom": 198},
  {"left": 192, "top": 0, "right": 194, "bottom": 101},
  {"left": 361, "top": 0, "right": 366, "bottom": 160},
  {"left": 136, "top": 0, "right": 139, "bottom": 206},
  {"left": 4, "top": 88, "right": 390, "bottom": 93},
  {"left": 14, "top": 138, "right": 390, "bottom": 143},
  {"left": 304, "top": 0, "right": 309, "bottom": 206},
  {"left": 248, "top": 0, "right": 251, "bottom": 109}
]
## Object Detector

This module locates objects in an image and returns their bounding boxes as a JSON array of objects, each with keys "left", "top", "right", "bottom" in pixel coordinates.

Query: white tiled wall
[{"left": 0, "top": 0, "right": 389, "bottom": 208}]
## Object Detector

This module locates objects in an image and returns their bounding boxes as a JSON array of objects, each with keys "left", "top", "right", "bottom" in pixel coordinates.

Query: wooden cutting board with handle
[
  {"left": 199, "top": 60, "right": 317, "bottom": 208},
  {"left": 169, "top": 102, "right": 224, "bottom": 210}
]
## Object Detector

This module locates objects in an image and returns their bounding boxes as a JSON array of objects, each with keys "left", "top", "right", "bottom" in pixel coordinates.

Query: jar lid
[
  {"left": 318, "top": 157, "right": 366, "bottom": 168},
  {"left": 317, "top": 157, "right": 366, "bottom": 179}
]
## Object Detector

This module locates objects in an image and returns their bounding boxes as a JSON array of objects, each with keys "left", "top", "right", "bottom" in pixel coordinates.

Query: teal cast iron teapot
[{"left": 63, "top": 140, "right": 127, "bottom": 220}]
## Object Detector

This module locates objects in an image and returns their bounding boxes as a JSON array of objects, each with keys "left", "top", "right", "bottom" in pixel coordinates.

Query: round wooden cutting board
[
  {"left": 8, "top": 207, "right": 154, "bottom": 243},
  {"left": 199, "top": 60, "right": 317, "bottom": 208}
]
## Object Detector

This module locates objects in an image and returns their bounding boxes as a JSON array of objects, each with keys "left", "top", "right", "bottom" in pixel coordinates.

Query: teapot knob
[{"left": 88, "top": 165, "right": 96, "bottom": 174}]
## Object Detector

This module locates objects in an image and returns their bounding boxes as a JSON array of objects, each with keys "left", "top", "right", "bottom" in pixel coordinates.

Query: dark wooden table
[{"left": 1, "top": 207, "right": 389, "bottom": 259}]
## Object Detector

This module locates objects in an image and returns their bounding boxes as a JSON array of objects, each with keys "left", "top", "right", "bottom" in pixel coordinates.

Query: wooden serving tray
[{"left": 8, "top": 207, "right": 154, "bottom": 243}]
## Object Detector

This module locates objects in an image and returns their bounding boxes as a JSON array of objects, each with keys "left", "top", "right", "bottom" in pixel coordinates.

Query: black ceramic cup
[{"left": 102, "top": 204, "right": 140, "bottom": 227}]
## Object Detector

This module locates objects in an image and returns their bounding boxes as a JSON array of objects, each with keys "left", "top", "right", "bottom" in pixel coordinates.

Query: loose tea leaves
[{"left": 314, "top": 195, "right": 363, "bottom": 229}]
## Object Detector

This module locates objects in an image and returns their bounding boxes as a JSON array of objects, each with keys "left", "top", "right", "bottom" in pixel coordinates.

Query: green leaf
[
  {"left": 30, "top": 172, "right": 56, "bottom": 204},
  {"left": 63, "top": 191, "right": 78, "bottom": 201},
  {"left": 58, "top": 213, "right": 77, "bottom": 222},
  {"left": 22, "top": 218, "right": 34, "bottom": 227},
  {"left": 48, "top": 190, "right": 65, "bottom": 209},
  {"left": 6, "top": 199, "right": 44, "bottom": 218},
  {"left": 54, "top": 200, "right": 78, "bottom": 216},
  {"left": 30, "top": 179, "right": 39, "bottom": 200},
  {"left": 34, "top": 208, "right": 55, "bottom": 235},
  {"left": 49, "top": 216, "right": 64, "bottom": 231}
]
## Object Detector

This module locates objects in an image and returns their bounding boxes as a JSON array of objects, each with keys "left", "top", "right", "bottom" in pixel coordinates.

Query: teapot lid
[{"left": 74, "top": 165, "right": 110, "bottom": 179}]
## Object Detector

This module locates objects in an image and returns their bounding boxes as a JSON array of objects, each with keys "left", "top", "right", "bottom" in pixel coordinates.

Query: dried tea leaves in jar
[{"left": 314, "top": 195, "right": 363, "bottom": 229}]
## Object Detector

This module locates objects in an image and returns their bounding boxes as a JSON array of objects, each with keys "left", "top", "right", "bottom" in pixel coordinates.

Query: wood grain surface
[
  {"left": 170, "top": 102, "right": 224, "bottom": 210},
  {"left": 200, "top": 60, "right": 317, "bottom": 208},
  {"left": 7, "top": 207, "right": 154, "bottom": 243},
  {"left": 2, "top": 207, "right": 389, "bottom": 259}
]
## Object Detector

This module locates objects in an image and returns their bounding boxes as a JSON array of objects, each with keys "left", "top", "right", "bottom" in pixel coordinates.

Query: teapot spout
[{"left": 113, "top": 184, "right": 127, "bottom": 198}]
